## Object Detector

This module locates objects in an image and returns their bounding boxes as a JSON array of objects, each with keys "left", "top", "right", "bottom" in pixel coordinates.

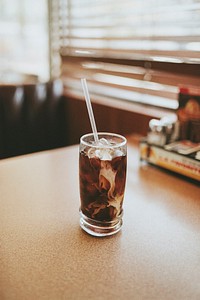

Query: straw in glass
[{"left": 81, "top": 78, "right": 99, "bottom": 144}]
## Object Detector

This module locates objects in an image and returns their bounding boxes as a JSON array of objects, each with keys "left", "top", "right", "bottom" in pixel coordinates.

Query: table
[{"left": 0, "top": 140, "right": 200, "bottom": 300}]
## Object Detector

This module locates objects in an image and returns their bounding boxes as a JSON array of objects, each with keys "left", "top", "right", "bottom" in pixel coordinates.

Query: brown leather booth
[{"left": 0, "top": 80, "right": 68, "bottom": 159}]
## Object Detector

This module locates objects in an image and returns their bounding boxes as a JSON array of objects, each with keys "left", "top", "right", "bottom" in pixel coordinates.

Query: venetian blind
[{"left": 49, "top": 0, "right": 200, "bottom": 111}]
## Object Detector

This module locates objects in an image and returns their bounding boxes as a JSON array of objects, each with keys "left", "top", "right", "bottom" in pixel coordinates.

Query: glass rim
[{"left": 80, "top": 132, "right": 127, "bottom": 148}]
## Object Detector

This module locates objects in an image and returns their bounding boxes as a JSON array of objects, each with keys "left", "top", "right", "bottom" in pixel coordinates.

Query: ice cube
[
  {"left": 88, "top": 147, "right": 113, "bottom": 160},
  {"left": 88, "top": 148, "right": 124, "bottom": 160},
  {"left": 88, "top": 148, "right": 97, "bottom": 158},
  {"left": 112, "top": 149, "right": 124, "bottom": 158},
  {"left": 99, "top": 148, "right": 113, "bottom": 160},
  {"left": 98, "top": 138, "right": 110, "bottom": 146}
]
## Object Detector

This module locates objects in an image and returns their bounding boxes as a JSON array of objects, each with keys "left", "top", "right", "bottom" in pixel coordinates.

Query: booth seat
[{"left": 0, "top": 79, "right": 68, "bottom": 159}]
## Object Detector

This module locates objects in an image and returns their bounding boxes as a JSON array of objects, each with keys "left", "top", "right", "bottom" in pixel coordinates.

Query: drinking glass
[{"left": 79, "top": 132, "right": 127, "bottom": 237}]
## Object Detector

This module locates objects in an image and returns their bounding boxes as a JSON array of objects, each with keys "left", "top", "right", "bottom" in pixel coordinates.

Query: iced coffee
[{"left": 79, "top": 132, "right": 127, "bottom": 237}]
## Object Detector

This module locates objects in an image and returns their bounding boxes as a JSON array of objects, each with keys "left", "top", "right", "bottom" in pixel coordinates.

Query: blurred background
[
  {"left": 0, "top": 0, "right": 199, "bottom": 157},
  {"left": 0, "top": 0, "right": 49, "bottom": 82}
]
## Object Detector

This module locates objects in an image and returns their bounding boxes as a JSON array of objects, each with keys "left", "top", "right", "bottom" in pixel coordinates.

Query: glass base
[{"left": 79, "top": 210, "right": 123, "bottom": 237}]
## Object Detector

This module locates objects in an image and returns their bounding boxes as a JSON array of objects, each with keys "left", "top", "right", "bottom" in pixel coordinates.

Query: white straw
[{"left": 81, "top": 78, "right": 99, "bottom": 144}]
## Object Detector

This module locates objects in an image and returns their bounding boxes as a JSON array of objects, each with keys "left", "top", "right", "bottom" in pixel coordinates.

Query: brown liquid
[{"left": 79, "top": 151, "right": 127, "bottom": 222}]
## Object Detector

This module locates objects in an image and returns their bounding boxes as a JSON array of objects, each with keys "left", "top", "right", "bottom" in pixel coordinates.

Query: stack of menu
[{"left": 140, "top": 139, "right": 200, "bottom": 182}]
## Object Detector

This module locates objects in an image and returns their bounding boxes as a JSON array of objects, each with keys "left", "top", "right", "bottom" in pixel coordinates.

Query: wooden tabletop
[{"left": 0, "top": 140, "right": 200, "bottom": 300}]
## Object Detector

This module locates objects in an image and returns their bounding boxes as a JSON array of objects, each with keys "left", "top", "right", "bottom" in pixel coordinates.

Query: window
[
  {"left": 49, "top": 0, "right": 200, "bottom": 115},
  {"left": 0, "top": 0, "right": 49, "bottom": 82},
  {"left": 48, "top": 0, "right": 200, "bottom": 115}
]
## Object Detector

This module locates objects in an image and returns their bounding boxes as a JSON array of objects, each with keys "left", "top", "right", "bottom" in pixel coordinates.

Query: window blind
[{"left": 49, "top": 0, "right": 200, "bottom": 111}]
